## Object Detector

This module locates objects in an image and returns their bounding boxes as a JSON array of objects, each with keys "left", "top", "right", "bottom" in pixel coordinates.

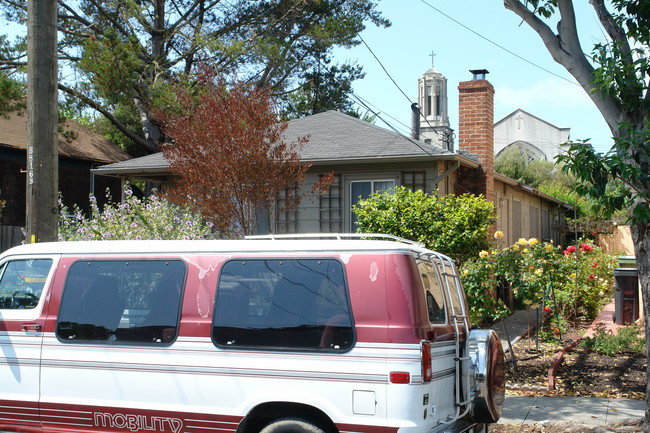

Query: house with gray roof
[
  {"left": 94, "top": 110, "right": 482, "bottom": 233},
  {"left": 94, "top": 103, "right": 569, "bottom": 245}
]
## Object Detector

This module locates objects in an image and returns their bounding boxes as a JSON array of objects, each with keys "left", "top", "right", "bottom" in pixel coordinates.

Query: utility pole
[{"left": 26, "top": 0, "right": 58, "bottom": 243}]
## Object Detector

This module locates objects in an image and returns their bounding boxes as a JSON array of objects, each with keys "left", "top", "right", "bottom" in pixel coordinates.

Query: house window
[
  {"left": 350, "top": 179, "right": 395, "bottom": 231},
  {"left": 512, "top": 200, "right": 522, "bottom": 241},
  {"left": 529, "top": 205, "right": 540, "bottom": 239},
  {"left": 401, "top": 171, "right": 426, "bottom": 192},
  {"left": 319, "top": 173, "right": 342, "bottom": 232},
  {"left": 542, "top": 209, "right": 551, "bottom": 241},
  {"left": 275, "top": 184, "right": 299, "bottom": 233}
]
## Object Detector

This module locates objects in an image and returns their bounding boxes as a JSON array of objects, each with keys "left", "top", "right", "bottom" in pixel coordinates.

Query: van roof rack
[{"left": 245, "top": 233, "right": 425, "bottom": 247}]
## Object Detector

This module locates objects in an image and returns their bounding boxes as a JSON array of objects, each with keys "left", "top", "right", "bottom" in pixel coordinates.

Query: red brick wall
[{"left": 457, "top": 79, "right": 495, "bottom": 202}]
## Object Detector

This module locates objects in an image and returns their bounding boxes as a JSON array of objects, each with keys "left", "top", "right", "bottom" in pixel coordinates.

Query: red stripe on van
[
  {"left": 336, "top": 423, "right": 398, "bottom": 433},
  {"left": 40, "top": 401, "right": 244, "bottom": 433},
  {"left": 0, "top": 399, "right": 39, "bottom": 429}
]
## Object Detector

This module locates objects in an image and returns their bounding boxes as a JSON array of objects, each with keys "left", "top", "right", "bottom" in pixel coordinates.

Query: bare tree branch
[
  {"left": 503, "top": 0, "right": 627, "bottom": 134},
  {"left": 58, "top": 83, "right": 156, "bottom": 153}
]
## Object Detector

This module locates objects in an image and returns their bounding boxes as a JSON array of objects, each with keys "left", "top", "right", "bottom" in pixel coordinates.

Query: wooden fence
[{"left": 0, "top": 226, "right": 24, "bottom": 253}]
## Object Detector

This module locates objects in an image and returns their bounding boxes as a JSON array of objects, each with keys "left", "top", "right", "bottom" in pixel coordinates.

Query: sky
[{"left": 333, "top": 0, "right": 615, "bottom": 154}]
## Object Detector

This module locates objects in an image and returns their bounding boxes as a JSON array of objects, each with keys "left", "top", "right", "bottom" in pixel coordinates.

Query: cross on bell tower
[{"left": 416, "top": 56, "right": 453, "bottom": 150}]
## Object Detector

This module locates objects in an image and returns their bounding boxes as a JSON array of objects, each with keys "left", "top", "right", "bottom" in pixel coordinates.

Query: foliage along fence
[
  {"left": 59, "top": 186, "right": 216, "bottom": 241},
  {"left": 460, "top": 233, "right": 618, "bottom": 333},
  {"left": 0, "top": 225, "right": 23, "bottom": 253}
]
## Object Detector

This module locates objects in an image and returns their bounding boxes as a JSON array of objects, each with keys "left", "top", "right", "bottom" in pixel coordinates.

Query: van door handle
[{"left": 21, "top": 323, "right": 42, "bottom": 332}]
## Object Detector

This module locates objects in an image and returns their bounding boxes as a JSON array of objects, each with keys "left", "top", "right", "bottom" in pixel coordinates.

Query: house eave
[
  {"left": 494, "top": 172, "right": 573, "bottom": 210},
  {"left": 306, "top": 153, "right": 480, "bottom": 168}
]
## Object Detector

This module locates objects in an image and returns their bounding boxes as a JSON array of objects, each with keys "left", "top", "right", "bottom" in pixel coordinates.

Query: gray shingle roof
[
  {"left": 93, "top": 110, "right": 462, "bottom": 177},
  {"left": 289, "top": 110, "right": 454, "bottom": 162}
]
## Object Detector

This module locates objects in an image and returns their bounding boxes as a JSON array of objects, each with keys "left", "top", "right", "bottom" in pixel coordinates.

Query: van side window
[
  {"left": 213, "top": 259, "right": 353, "bottom": 351},
  {"left": 417, "top": 260, "right": 446, "bottom": 323},
  {"left": 56, "top": 260, "right": 186, "bottom": 344},
  {"left": 433, "top": 259, "right": 464, "bottom": 317},
  {"left": 0, "top": 259, "right": 52, "bottom": 309}
]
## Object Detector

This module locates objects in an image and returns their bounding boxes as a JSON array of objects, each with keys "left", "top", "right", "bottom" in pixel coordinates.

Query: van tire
[{"left": 260, "top": 418, "right": 327, "bottom": 433}]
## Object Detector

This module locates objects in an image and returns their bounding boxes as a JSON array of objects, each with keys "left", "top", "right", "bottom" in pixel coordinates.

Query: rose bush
[{"left": 461, "top": 233, "right": 618, "bottom": 329}]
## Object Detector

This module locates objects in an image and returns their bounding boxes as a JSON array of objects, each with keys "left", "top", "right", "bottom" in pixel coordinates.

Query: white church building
[
  {"left": 494, "top": 108, "right": 571, "bottom": 161},
  {"left": 414, "top": 67, "right": 572, "bottom": 161}
]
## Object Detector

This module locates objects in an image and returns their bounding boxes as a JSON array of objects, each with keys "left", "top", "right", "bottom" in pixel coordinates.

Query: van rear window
[
  {"left": 213, "top": 259, "right": 353, "bottom": 351},
  {"left": 57, "top": 260, "right": 186, "bottom": 344}
]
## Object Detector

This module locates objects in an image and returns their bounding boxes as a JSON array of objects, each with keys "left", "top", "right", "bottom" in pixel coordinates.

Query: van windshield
[{"left": 212, "top": 258, "right": 354, "bottom": 352}]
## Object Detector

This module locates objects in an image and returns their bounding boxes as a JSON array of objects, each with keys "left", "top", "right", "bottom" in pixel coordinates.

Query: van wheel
[{"left": 259, "top": 418, "right": 326, "bottom": 433}]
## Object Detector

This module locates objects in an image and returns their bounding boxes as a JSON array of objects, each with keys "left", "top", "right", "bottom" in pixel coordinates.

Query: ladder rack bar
[{"left": 245, "top": 233, "right": 425, "bottom": 247}]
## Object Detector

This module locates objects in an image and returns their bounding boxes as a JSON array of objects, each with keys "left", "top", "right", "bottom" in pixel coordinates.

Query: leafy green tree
[
  {"left": 352, "top": 187, "right": 496, "bottom": 264},
  {"left": 494, "top": 146, "right": 527, "bottom": 182},
  {"left": 495, "top": 146, "right": 575, "bottom": 189},
  {"left": 0, "top": 0, "right": 388, "bottom": 154},
  {"left": 503, "top": 0, "right": 650, "bottom": 422}
]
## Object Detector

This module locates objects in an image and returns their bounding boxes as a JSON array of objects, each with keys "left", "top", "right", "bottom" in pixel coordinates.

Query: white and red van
[{"left": 0, "top": 234, "right": 504, "bottom": 433}]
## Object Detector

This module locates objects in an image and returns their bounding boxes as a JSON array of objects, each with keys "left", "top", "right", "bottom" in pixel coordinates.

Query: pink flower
[
  {"left": 580, "top": 243, "right": 593, "bottom": 252},
  {"left": 592, "top": 262, "right": 598, "bottom": 268},
  {"left": 588, "top": 274, "right": 596, "bottom": 280},
  {"left": 567, "top": 245, "right": 577, "bottom": 252}
]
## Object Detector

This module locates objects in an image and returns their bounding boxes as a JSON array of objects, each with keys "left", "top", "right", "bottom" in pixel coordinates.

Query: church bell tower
[{"left": 417, "top": 66, "right": 453, "bottom": 150}]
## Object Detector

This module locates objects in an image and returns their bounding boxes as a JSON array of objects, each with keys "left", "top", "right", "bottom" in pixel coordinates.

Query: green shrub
[
  {"left": 59, "top": 185, "right": 216, "bottom": 241},
  {"left": 352, "top": 187, "right": 496, "bottom": 264},
  {"left": 579, "top": 323, "right": 645, "bottom": 355}
]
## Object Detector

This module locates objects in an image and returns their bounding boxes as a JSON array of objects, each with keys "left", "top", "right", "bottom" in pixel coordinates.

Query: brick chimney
[{"left": 457, "top": 69, "right": 495, "bottom": 202}]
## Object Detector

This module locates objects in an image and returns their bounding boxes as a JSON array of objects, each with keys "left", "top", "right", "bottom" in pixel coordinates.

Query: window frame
[
  {"left": 349, "top": 178, "right": 396, "bottom": 231},
  {"left": 0, "top": 255, "right": 57, "bottom": 319},
  {"left": 211, "top": 257, "right": 355, "bottom": 353},
  {"left": 416, "top": 259, "right": 448, "bottom": 325}
]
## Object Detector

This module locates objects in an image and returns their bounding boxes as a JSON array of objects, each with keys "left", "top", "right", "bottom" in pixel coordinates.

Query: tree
[
  {"left": 494, "top": 146, "right": 575, "bottom": 189},
  {"left": 352, "top": 187, "right": 496, "bottom": 264},
  {"left": 154, "top": 68, "right": 330, "bottom": 238},
  {"left": 503, "top": 0, "right": 650, "bottom": 424},
  {"left": 0, "top": 1, "right": 388, "bottom": 155}
]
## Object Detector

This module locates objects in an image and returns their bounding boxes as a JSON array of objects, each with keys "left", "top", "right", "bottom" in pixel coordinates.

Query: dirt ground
[
  {"left": 491, "top": 418, "right": 644, "bottom": 433},
  {"left": 491, "top": 322, "right": 647, "bottom": 433}
]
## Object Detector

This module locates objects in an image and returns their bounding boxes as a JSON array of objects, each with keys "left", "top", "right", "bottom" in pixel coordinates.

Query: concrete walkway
[{"left": 499, "top": 395, "right": 645, "bottom": 426}]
